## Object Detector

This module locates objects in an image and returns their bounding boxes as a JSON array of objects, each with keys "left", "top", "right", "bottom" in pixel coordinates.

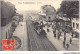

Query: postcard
[{"left": 0, "top": 0, "right": 79, "bottom": 51}]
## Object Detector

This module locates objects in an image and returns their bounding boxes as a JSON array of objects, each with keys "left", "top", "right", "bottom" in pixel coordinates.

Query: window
[
  {"left": 73, "top": 22, "right": 75, "bottom": 28},
  {"left": 76, "top": 23, "right": 79, "bottom": 29}
]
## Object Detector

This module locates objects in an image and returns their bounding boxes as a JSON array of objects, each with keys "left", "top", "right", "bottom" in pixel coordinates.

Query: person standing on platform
[
  {"left": 63, "top": 41, "right": 65, "bottom": 48},
  {"left": 66, "top": 43, "right": 69, "bottom": 50},
  {"left": 70, "top": 37, "right": 72, "bottom": 44}
]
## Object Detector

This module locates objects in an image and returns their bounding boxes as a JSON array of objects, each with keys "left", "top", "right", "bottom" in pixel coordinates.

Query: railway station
[{"left": 0, "top": 0, "right": 79, "bottom": 51}]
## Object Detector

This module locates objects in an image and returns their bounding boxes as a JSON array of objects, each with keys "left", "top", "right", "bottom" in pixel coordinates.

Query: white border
[
  {"left": 79, "top": 0, "right": 80, "bottom": 51},
  {"left": 0, "top": 51, "right": 80, "bottom": 54},
  {"left": 0, "top": 0, "right": 1, "bottom": 51},
  {"left": 0, "top": 0, "right": 80, "bottom": 53}
]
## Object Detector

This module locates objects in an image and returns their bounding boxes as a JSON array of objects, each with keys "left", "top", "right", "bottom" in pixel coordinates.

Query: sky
[{"left": 4, "top": 0, "right": 62, "bottom": 11}]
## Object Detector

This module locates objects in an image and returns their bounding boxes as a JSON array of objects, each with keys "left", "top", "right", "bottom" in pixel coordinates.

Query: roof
[
  {"left": 53, "top": 18, "right": 65, "bottom": 22},
  {"left": 42, "top": 5, "right": 56, "bottom": 15}
]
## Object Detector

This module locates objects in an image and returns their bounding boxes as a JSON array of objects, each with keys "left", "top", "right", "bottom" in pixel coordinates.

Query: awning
[
  {"left": 72, "top": 14, "right": 79, "bottom": 18},
  {"left": 39, "top": 15, "right": 46, "bottom": 18},
  {"left": 53, "top": 18, "right": 65, "bottom": 22}
]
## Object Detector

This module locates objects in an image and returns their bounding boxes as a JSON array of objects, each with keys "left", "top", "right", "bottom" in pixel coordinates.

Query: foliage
[
  {"left": 1, "top": 1, "right": 16, "bottom": 18},
  {"left": 56, "top": 1, "right": 79, "bottom": 33},
  {"left": 60, "top": 1, "right": 79, "bottom": 18}
]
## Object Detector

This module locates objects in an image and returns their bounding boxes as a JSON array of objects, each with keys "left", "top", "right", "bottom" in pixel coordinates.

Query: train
[{"left": 33, "top": 21, "right": 47, "bottom": 37}]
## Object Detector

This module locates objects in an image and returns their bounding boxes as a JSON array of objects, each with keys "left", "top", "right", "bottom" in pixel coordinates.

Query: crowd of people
[
  {"left": 52, "top": 24, "right": 73, "bottom": 50},
  {"left": 33, "top": 21, "right": 73, "bottom": 50},
  {"left": 45, "top": 23, "right": 73, "bottom": 50}
]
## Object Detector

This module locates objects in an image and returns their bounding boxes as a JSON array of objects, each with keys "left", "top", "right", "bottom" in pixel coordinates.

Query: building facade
[
  {"left": 1, "top": 15, "right": 20, "bottom": 39},
  {"left": 57, "top": 14, "right": 79, "bottom": 37},
  {"left": 41, "top": 5, "right": 56, "bottom": 22},
  {"left": 72, "top": 18, "right": 79, "bottom": 34}
]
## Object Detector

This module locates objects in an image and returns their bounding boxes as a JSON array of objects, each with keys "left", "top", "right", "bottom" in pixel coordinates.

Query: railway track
[
  {"left": 30, "top": 25, "right": 39, "bottom": 51},
  {"left": 26, "top": 20, "right": 57, "bottom": 51},
  {"left": 27, "top": 21, "right": 39, "bottom": 51},
  {"left": 40, "top": 37, "right": 57, "bottom": 51}
]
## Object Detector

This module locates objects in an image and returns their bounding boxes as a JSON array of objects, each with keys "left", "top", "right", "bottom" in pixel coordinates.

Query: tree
[
  {"left": 56, "top": 8, "right": 61, "bottom": 14},
  {"left": 1, "top": 1, "right": 16, "bottom": 19},
  {"left": 60, "top": 1, "right": 79, "bottom": 21},
  {"left": 1, "top": 1, "right": 16, "bottom": 26},
  {"left": 59, "top": 1, "right": 79, "bottom": 31},
  {"left": 58, "top": 1, "right": 79, "bottom": 37}
]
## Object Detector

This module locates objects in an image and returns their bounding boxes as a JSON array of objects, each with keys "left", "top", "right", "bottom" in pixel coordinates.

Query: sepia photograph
[{"left": 0, "top": 0, "right": 79, "bottom": 51}]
